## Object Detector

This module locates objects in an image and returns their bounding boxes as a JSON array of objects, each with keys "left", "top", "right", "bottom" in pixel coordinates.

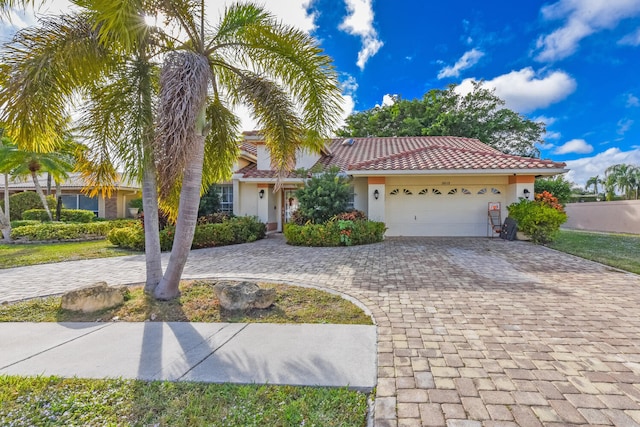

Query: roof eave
[{"left": 348, "top": 168, "right": 569, "bottom": 176}]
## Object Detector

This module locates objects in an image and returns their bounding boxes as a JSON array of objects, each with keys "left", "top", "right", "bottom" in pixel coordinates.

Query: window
[
  {"left": 347, "top": 186, "right": 355, "bottom": 210},
  {"left": 215, "top": 185, "right": 233, "bottom": 213},
  {"left": 61, "top": 194, "right": 98, "bottom": 216}
]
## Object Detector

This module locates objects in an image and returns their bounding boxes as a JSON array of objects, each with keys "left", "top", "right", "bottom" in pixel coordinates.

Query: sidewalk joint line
[
  {"left": 177, "top": 323, "right": 250, "bottom": 380},
  {"left": 0, "top": 323, "right": 114, "bottom": 370}
]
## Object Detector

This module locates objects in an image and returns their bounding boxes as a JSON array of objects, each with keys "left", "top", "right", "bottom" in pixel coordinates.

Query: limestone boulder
[
  {"left": 213, "top": 281, "right": 276, "bottom": 311},
  {"left": 61, "top": 282, "right": 125, "bottom": 313}
]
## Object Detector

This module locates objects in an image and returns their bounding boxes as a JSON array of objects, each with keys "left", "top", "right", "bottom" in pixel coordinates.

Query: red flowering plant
[{"left": 534, "top": 191, "right": 565, "bottom": 213}]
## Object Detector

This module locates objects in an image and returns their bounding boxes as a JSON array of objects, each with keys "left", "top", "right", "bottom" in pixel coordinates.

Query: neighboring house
[
  {"left": 0, "top": 173, "right": 141, "bottom": 219},
  {"left": 232, "top": 134, "right": 567, "bottom": 236}
]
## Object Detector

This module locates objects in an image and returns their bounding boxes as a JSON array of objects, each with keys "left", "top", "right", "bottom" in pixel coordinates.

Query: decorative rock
[
  {"left": 61, "top": 282, "right": 125, "bottom": 313},
  {"left": 213, "top": 281, "right": 276, "bottom": 311}
]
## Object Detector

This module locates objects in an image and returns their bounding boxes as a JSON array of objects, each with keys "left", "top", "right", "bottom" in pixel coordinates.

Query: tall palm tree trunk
[
  {"left": 0, "top": 173, "right": 10, "bottom": 241},
  {"left": 154, "top": 134, "right": 205, "bottom": 300},
  {"left": 142, "top": 162, "right": 163, "bottom": 292},
  {"left": 31, "top": 171, "right": 53, "bottom": 220}
]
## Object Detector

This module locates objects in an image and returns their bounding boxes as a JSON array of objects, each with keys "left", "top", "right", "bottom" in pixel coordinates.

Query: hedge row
[
  {"left": 22, "top": 209, "right": 96, "bottom": 223},
  {"left": 10, "top": 220, "right": 137, "bottom": 242},
  {"left": 284, "top": 220, "right": 386, "bottom": 247},
  {"left": 108, "top": 216, "right": 267, "bottom": 251}
]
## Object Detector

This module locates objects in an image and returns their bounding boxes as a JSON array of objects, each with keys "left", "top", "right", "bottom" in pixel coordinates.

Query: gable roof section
[{"left": 237, "top": 136, "right": 566, "bottom": 179}]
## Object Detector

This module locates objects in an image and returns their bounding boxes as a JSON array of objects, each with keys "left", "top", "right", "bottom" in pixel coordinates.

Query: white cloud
[
  {"left": 380, "top": 94, "right": 397, "bottom": 107},
  {"left": 617, "top": 118, "right": 634, "bottom": 134},
  {"left": 626, "top": 93, "right": 640, "bottom": 107},
  {"left": 554, "top": 138, "right": 594, "bottom": 155},
  {"left": 437, "top": 48, "right": 485, "bottom": 79},
  {"left": 338, "top": 0, "right": 383, "bottom": 70},
  {"left": 534, "top": 115, "right": 557, "bottom": 126},
  {"left": 565, "top": 147, "right": 640, "bottom": 186},
  {"left": 456, "top": 67, "right": 576, "bottom": 113},
  {"left": 546, "top": 130, "right": 562, "bottom": 140},
  {"left": 535, "top": 0, "right": 640, "bottom": 62},
  {"left": 618, "top": 28, "right": 640, "bottom": 46}
]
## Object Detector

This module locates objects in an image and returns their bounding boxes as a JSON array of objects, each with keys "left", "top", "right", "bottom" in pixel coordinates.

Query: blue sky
[{"left": 2, "top": 0, "right": 640, "bottom": 186}]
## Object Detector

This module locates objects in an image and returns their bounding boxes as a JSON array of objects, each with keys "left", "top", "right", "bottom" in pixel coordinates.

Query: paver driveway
[{"left": 2, "top": 236, "right": 640, "bottom": 426}]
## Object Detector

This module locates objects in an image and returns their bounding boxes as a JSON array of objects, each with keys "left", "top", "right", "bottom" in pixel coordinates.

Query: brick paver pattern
[{"left": 2, "top": 236, "right": 640, "bottom": 426}]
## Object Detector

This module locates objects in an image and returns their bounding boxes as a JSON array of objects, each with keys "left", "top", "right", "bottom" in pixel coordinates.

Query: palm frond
[
  {"left": 0, "top": 12, "right": 113, "bottom": 152},
  {"left": 201, "top": 98, "right": 240, "bottom": 189}
]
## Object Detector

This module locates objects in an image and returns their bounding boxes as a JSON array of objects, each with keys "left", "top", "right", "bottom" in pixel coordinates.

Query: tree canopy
[{"left": 337, "top": 82, "right": 545, "bottom": 157}]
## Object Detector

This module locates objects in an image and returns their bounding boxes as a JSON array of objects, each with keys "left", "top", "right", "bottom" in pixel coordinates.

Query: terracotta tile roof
[
  {"left": 240, "top": 141, "right": 257, "bottom": 156},
  {"left": 237, "top": 136, "right": 565, "bottom": 178},
  {"left": 318, "top": 136, "right": 565, "bottom": 172},
  {"left": 236, "top": 163, "right": 303, "bottom": 179}
]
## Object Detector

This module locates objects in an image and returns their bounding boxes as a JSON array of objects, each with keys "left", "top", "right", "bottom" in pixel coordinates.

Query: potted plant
[{"left": 128, "top": 198, "right": 143, "bottom": 217}]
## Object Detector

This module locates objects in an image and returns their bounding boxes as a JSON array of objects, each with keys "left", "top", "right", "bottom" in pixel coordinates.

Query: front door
[{"left": 283, "top": 189, "right": 299, "bottom": 224}]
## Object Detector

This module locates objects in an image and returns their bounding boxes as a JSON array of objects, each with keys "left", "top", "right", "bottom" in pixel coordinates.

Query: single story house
[
  {"left": 0, "top": 173, "right": 141, "bottom": 219},
  {"left": 231, "top": 134, "right": 567, "bottom": 237}
]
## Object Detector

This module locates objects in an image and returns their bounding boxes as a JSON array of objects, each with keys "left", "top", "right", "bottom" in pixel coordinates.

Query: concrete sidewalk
[{"left": 0, "top": 322, "right": 377, "bottom": 391}]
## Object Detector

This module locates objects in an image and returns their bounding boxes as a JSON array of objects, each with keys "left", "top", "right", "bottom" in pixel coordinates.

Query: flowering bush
[
  {"left": 534, "top": 191, "right": 565, "bottom": 212},
  {"left": 507, "top": 196, "right": 567, "bottom": 244}
]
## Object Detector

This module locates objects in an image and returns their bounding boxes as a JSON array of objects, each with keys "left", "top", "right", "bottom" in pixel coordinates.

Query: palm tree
[
  {"left": 605, "top": 163, "right": 638, "bottom": 200},
  {"left": 585, "top": 175, "right": 602, "bottom": 199},
  {"left": 0, "top": 141, "right": 75, "bottom": 220},
  {"left": 1, "top": 1, "right": 343, "bottom": 300},
  {"left": 0, "top": 3, "right": 165, "bottom": 291},
  {"left": 151, "top": 2, "right": 343, "bottom": 299}
]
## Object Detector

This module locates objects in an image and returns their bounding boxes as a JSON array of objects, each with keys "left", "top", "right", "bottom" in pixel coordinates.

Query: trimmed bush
[
  {"left": 110, "top": 216, "right": 266, "bottom": 251},
  {"left": 507, "top": 198, "right": 567, "bottom": 244},
  {"left": 11, "top": 222, "right": 112, "bottom": 241},
  {"left": 10, "top": 220, "right": 41, "bottom": 228},
  {"left": 1, "top": 192, "right": 57, "bottom": 220},
  {"left": 22, "top": 209, "right": 95, "bottom": 223},
  {"left": 107, "top": 225, "right": 145, "bottom": 251},
  {"left": 284, "top": 220, "right": 386, "bottom": 246}
]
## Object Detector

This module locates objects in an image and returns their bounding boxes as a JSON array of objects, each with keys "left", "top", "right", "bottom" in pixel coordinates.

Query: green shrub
[
  {"left": 284, "top": 220, "right": 386, "bottom": 246},
  {"left": 295, "top": 167, "right": 352, "bottom": 224},
  {"left": 22, "top": 209, "right": 95, "bottom": 223},
  {"left": 10, "top": 222, "right": 113, "bottom": 241},
  {"left": 107, "top": 225, "right": 145, "bottom": 251},
  {"left": 1, "top": 192, "right": 57, "bottom": 220},
  {"left": 507, "top": 199, "right": 567, "bottom": 244},
  {"left": 10, "top": 220, "right": 41, "bottom": 228},
  {"left": 111, "top": 216, "right": 266, "bottom": 251}
]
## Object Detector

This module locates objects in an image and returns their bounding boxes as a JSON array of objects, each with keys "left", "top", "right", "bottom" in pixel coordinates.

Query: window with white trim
[
  {"left": 215, "top": 185, "right": 233, "bottom": 213},
  {"left": 61, "top": 194, "right": 98, "bottom": 216}
]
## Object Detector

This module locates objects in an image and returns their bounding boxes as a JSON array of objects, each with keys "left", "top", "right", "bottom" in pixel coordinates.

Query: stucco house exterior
[
  {"left": 232, "top": 134, "right": 567, "bottom": 237},
  {"left": 0, "top": 173, "right": 141, "bottom": 219}
]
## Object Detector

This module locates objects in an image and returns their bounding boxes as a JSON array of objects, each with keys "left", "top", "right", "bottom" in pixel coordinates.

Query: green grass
[
  {"left": 550, "top": 230, "right": 640, "bottom": 274},
  {"left": 0, "top": 280, "right": 373, "bottom": 325},
  {"left": 0, "top": 240, "right": 138, "bottom": 269},
  {"left": 0, "top": 376, "right": 368, "bottom": 426}
]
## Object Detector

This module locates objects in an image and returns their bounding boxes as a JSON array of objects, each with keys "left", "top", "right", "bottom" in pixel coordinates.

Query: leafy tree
[
  {"left": 338, "top": 82, "right": 545, "bottom": 156},
  {"left": 534, "top": 175, "right": 573, "bottom": 205},
  {"left": 295, "top": 167, "right": 352, "bottom": 224},
  {"left": 198, "top": 186, "right": 222, "bottom": 217}
]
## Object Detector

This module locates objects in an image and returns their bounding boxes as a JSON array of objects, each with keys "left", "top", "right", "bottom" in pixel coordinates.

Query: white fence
[{"left": 564, "top": 200, "right": 640, "bottom": 235}]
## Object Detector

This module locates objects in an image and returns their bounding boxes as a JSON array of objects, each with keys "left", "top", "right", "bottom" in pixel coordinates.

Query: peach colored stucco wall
[{"left": 564, "top": 200, "right": 640, "bottom": 235}]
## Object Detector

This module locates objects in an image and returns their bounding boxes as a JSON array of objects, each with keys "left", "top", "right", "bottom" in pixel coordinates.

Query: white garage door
[{"left": 385, "top": 185, "right": 505, "bottom": 236}]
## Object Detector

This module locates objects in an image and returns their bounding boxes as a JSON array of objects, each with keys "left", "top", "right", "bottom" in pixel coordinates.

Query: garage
[{"left": 385, "top": 185, "right": 506, "bottom": 236}]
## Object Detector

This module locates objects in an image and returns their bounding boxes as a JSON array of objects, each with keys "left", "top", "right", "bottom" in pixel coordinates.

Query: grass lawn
[
  {"left": 0, "top": 280, "right": 373, "bottom": 325},
  {"left": 550, "top": 230, "right": 640, "bottom": 274},
  {"left": 0, "top": 240, "right": 138, "bottom": 269},
  {"left": 0, "top": 376, "right": 368, "bottom": 426}
]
